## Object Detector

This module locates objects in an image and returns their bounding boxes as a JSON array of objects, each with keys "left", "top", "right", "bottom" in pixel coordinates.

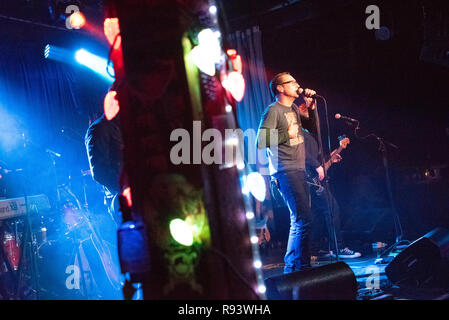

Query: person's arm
[
  {"left": 298, "top": 102, "right": 317, "bottom": 135},
  {"left": 257, "top": 107, "right": 289, "bottom": 149}
]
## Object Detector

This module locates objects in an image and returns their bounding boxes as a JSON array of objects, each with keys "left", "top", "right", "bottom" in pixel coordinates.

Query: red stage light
[
  {"left": 104, "top": 18, "right": 121, "bottom": 50},
  {"left": 231, "top": 54, "right": 242, "bottom": 74},
  {"left": 69, "top": 11, "right": 86, "bottom": 29},
  {"left": 222, "top": 49, "right": 245, "bottom": 102},
  {"left": 104, "top": 90, "right": 120, "bottom": 120},
  {"left": 122, "top": 187, "right": 132, "bottom": 207},
  {"left": 226, "top": 49, "right": 237, "bottom": 57}
]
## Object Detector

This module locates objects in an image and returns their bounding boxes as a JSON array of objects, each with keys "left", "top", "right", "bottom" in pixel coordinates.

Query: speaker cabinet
[
  {"left": 265, "top": 262, "right": 358, "bottom": 300},
  {"left": 385, "top": 228, "right": 449, "bottom": 289}
]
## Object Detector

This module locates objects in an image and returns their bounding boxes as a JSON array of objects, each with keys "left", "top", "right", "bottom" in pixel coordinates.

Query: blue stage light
[
  {"left": 74, "top": 49, "right": 114, "bottom": 82},
  {"left": 44, "top": 44, "right": 72, "bottom": 63}
]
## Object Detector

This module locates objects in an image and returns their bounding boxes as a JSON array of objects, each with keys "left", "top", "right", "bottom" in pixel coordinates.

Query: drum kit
[{"left": 0, "top": 152, "right": 119, "bottom": 300}]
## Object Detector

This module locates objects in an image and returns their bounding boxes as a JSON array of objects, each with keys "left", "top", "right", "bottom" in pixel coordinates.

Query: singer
[{"left": 256, "top": 72, "right": 317, "bottom": 274}]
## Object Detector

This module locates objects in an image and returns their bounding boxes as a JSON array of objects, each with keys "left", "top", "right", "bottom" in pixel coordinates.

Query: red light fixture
[
  {"left": 122, "top": 187, "right": 132, "bottom": 207},
  {"left": 104, "top": 90, "right": 120, "bottom": 120},
  {"left": 222, "top": 49, "right": 245, "bottom": 102},
  {"left": 104, "top": 18, "right": 121, "bottom": 50},
  {"left": 69, "top": 11, "right": 86, "bottom": 29}
]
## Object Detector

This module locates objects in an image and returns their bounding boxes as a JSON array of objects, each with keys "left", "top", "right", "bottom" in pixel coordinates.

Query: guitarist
[
  {"left": 300, "top": 104, "right": 361, "bottom": 259},
  {"left": 83, "top": 82, "right": 124, "bottom": 298}
]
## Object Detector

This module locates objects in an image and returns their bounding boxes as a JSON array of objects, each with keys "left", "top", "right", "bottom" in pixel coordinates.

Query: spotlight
[
  {"left": 222, "top": 72, "right": 245, "bottom": 102},
  {"left": 104, "top": 18, "right": 121, "bottom": 50},
  {"left": 44, "top": 44, "right": 71, "bottom": 63},
  {"left": 257, "top": 285, "right": 267, "bottom": 294},
  {"left": 68, "top": 11, "right": 86, "bottom": 29},
  {"left": 247, "top": 172, "right": 266, "bottom": 202},
  {"left": 104, "top": 90, "right": 120, "bottom": 120},
  {"left": 75, "top": 49, "right": 114, "bottom": 82},
  {"left": 44, "top": 44, "right": 50, "bottom": 58},
  {"left": 250, "top": 236, "right": 259, "bottom": 244},
  {"left": 209, "top": 5, "right": 217, "bottom": 15},
  {"left": 246, "top": 211, "right": 255, "bottom": 220},
  {"left": 169, "top": 219, "right": 194, "bottom": 246},
  {"left": 190, "top": 28, "right": 222, "bottom": 76},
  {"left": 122, "top": 187, "right": 132, "bottom": 207}
]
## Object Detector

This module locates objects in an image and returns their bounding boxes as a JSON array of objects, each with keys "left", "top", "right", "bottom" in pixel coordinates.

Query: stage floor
[{"left": 260, "top": 246, "right": 449, "bottom": 300}]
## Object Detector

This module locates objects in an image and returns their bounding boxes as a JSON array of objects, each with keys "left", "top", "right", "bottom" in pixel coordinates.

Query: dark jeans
[
  {"left": 310, "top": 187, "right": 344, "bottom": 253},
  {"left": 274, "top": 170, "right": 312, "bottom": 273}
]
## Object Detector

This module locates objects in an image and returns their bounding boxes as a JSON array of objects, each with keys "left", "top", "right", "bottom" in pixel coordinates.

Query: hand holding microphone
[
  {"left": 297, "top": 87, "right": 318, "bottom": 98},
  {"left": 297, "top": 88, "right": 318, "bottom": 109}
]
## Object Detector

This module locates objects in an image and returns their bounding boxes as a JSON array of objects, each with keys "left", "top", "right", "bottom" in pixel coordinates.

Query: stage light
[
  {"left": 227, "top": 49, "right": 242, "bottom": 74},
  {"left": 247, "top": 172, "right": 266, "bottom": 202},
  {"left": 222, "top": 49, "right": 245, "bottom": 101},
  {"left": 251, "top": 236, "right": 259, "bottom": 244},
  {"left": 190, "top": 46, "right": 215, "bottom": 76},
  {"left": 44, "top": 44, "right": 50, "bottom": 58},
  {"left": 122, "top": 187, "right": 132, "bottom": 207},
  {"left": 257, "top": 285, "right": 267, "bottom": 294},
  {"left": 169, "top": 219, "right": 194, "bottom": 246},
  {"left": 221, "top": 71, "right": 245, "bottom": 102},
  {"left": 104, "top": 18, "right": 121, "bottom": 50},
  {"left": 254, "top": 260, "right": 262, "bottom": 269},
  {"left": 246, "top": 211, "right": 255, "bottom": 220},
  {"left": 225, "top": 104, "right": 232, "bottom": 113},
  {"left": 75, "top": 49, "right": 114, "bottom": 82},
  {"left": 190, "top": 28, "right": 222, "bottom": 76},
  {"left": 209, "top": 5, "right": 217, "bottom": 15},
  {"left": 241, "top": 184, "right": 250, "bottom": 196},
  {"left": 44, "top": 44, "right": 71, "bottom": 63},
  {"left": 69, "top": 11, "right": 86, "bottom": 29},
  {"left": 104, "top": 90, "right": 120, "bottom": 120},
  {"left": 226, "top": 49, "right": 237, "bottom": 57}
]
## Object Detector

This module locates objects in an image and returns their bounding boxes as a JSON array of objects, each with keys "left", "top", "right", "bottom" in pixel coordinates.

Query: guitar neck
[{"left": 324, "top": 145, "right": 345, "bottom": 172}]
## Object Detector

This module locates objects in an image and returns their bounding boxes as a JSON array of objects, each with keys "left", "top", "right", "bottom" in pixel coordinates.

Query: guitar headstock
[{"left": 338, "top": 135, "right": 350, "bottom": 149}]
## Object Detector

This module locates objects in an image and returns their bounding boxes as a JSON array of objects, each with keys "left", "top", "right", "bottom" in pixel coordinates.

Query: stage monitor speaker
[
  {"left": 265, "top": 262, "right": 358, "bottom": 300},
  {"left": 385, "top": 227, "right": 449, "bottom": 289}
]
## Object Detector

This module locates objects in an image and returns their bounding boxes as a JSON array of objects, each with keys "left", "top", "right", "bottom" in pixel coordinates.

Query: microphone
[
  {"left": 297, "top": 88, "right": 319, "bottom": 98},
  {"left": 335, "top": 113, "right": 358, "bottom": 123}
]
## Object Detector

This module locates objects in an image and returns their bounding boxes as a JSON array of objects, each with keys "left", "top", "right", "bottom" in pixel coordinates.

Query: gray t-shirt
[{"left": 257, "top": 101, "right": 305, "bottom": 174}]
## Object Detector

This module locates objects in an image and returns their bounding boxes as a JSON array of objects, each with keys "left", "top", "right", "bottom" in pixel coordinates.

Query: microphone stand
[
  {"left": 308, "top": 97, "right": 340, "bottom": 262},
  {"left": 353, "top": 123, "right": 406, "bottom": 258},
  {"left": 374, "top": 135, "right": 404, "bottom": 247}
]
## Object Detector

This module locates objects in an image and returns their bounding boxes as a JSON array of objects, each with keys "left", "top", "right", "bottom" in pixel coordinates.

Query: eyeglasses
[{"left": 279, "top": 80, "right": 298, "bottom": 86}]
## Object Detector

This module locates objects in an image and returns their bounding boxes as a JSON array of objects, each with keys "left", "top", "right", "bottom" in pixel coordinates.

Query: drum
[{"left": 2, "top": 231, "right": 21, "bottom": 271}]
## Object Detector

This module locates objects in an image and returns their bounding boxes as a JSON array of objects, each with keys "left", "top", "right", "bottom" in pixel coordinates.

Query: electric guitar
[{"left": 306, "top": 135, "right": 350, "bottom": 194}]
